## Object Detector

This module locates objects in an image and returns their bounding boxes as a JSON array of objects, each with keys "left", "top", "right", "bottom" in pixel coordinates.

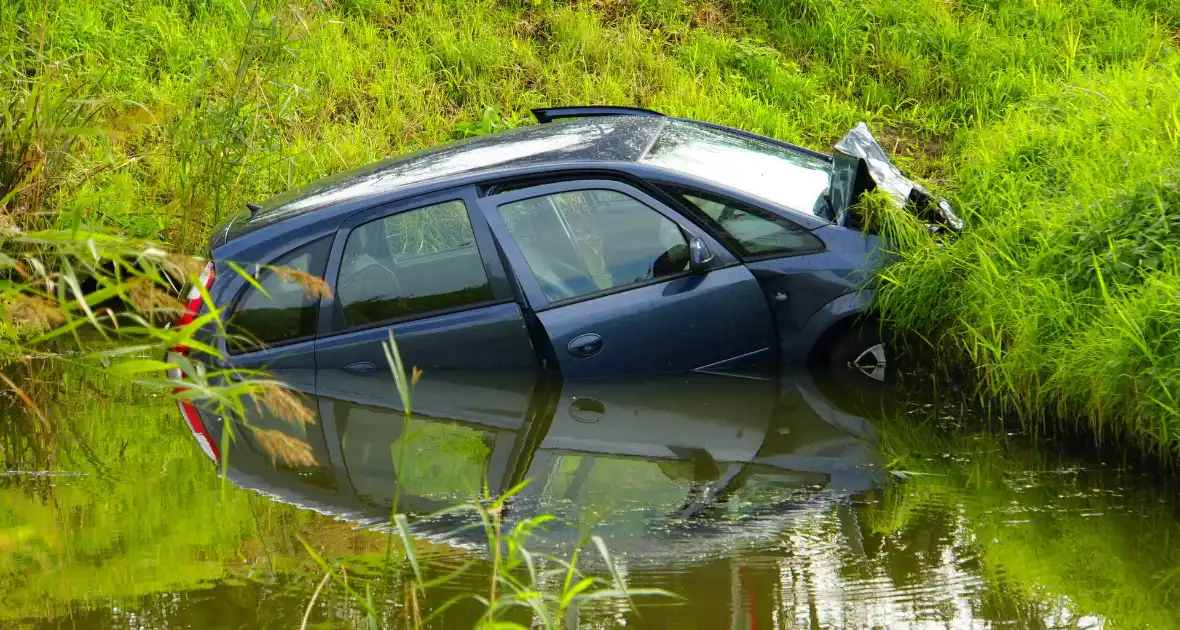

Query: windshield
[{"left": 641, "top": 120, "right": 832, "bottom": 218}]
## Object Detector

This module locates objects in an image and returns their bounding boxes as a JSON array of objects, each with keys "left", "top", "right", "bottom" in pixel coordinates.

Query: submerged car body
[{"left": 181, "top": 108, "right": 957, "bottom": 406}]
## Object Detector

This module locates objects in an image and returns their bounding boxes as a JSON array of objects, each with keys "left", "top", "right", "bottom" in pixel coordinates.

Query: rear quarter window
[{"left": 227, "top": 236, "right": 332, "bottom": 352}]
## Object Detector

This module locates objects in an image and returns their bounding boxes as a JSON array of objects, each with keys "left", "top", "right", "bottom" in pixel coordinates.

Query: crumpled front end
[{"left": 831, "top": 122, "right": 963, "bottom": 233}]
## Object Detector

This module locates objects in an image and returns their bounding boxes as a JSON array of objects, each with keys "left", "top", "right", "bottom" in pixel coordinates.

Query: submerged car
[{"left": 179, "top": 107, "right": 954, "bottom": 402}]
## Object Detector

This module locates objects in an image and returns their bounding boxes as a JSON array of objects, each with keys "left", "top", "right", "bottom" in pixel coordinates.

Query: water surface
[{"left": 2, "top": 366, "right": 1178, "bottom": 628}]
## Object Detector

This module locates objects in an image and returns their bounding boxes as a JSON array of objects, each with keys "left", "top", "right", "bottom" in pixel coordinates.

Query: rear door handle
[{"left": 343, "top": 361, "right": 377, "bottom": 376}]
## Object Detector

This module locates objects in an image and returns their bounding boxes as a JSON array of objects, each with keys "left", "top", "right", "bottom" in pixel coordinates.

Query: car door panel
[
  {"left": 315, "top": 303, "right": 536, "bottom": 407},
  {"left": 229, "top": 342, "right": 318, "bottom": 394},
  {"left": 537, "top": 266, "right": 775, "bottom": 379},
  {"left": 478, "top": 179, "right": 779, "bottom": 379}
]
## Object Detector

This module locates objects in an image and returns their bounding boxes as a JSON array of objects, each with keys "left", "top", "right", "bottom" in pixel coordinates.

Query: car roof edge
[{"left": 532, "top": 106, "right": 665, "bottom": 124}]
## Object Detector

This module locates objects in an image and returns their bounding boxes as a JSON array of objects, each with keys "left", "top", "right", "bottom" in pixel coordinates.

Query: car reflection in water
[{"left": 223, "top": 368, "right": 882, "bottom": 565}]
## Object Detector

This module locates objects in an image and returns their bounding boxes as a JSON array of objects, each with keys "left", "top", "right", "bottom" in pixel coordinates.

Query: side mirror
[{"left": 688, "top": 237, "right": 715, "bottom": 270}]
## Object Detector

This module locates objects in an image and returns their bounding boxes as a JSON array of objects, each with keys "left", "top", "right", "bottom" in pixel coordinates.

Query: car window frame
[
  {"left": 319, "top": 185, "right": 517, "bottom": 338},
  {"left": 659, "top": 185, "right": 826, "bottom": 262},
  {"left": 477, "top": 178, "right": 738, "bottom": 312},
  {"left": 224, "top": 234, "right": 334, "bottom": 356}
]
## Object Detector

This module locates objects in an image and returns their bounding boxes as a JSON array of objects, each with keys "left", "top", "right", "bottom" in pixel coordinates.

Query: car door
[
  {"left": 313, "top": 186, "right": 537, "bottom": 406},
  {"left": 478, "top": 179, "right": 778, "bottom": 379}
]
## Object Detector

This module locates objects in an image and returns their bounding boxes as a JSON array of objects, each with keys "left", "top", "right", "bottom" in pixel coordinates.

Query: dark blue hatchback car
[{"left": 182, "top": 107, "right": 947, "bottom": 409}]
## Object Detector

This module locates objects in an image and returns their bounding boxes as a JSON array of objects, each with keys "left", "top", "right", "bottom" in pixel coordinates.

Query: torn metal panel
[{"left": 834, "top": 122, "right": 964, "bottom": 232}]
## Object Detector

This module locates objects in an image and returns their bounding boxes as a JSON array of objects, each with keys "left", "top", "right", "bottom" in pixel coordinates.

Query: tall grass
[
  {"left": 0, "top": 5, "right": 312, "bottom": 424},
  {"left": 20, "top": 0, "right": 1173, "bottom": 243},
  {"left": 876, "top": 69, "right": 1180, "bottom": 453}
]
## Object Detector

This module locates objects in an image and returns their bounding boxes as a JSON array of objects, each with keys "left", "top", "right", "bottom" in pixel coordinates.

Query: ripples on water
[{"left": 2, "top": 367, "right": 1178, "bottom": 628}]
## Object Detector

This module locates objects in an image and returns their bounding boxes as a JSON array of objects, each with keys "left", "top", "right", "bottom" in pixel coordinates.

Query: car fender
[{"left": 784, "top": 289, "right": 874, "bottom": 364}]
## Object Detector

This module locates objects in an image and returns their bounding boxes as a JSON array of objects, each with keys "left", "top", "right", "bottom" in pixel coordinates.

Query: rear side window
[
  {"left": 227, "top": 236, "right": 332, "bottom": 352},
  {"left": 336, "top": 199, "right": 494, "bottom": 329},
  {"left": 668, "top": 188, "right": 824, "bottom": 260}
]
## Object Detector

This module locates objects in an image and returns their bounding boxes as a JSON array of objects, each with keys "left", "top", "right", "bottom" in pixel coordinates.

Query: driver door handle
[
  {"left": 567, "top": 333, "right": 604, "bottom": 358},
  {"left": 343, "top": 361, "right": 377, "bottom": 376}
]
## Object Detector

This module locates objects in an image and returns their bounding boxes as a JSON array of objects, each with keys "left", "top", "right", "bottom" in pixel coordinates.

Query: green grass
[
  {"left": 875, "top": 67, "right": 1180, "bottom": 452},
  {"left": 2, "top": 0, "right": 1180, "bottom": 449}
]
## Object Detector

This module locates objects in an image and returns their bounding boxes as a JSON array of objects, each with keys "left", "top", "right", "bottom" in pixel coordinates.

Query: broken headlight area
[{"left": 831, "top": 122, "right": 963, "bottom": 235}]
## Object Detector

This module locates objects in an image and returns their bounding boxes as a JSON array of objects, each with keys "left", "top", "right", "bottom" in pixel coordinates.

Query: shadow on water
[{"left": 3, "top": 364, "right": 1180, "bottom": 628}]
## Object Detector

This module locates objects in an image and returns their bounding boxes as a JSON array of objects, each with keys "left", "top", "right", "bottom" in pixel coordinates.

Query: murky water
[{"left": 3, "top": 366, "right": 1179, "bottom": 629}]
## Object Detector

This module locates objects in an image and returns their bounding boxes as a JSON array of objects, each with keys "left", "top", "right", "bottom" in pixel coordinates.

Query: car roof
[{"left": 220, "top": 116, "right": 666, "bottom": 243}]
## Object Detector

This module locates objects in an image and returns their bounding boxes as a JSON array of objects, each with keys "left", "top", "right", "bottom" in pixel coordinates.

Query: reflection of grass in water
[
  {"left": 545, "top": 456, "right": 693, "bottom": 536},
  {"left": 0, "top": 369, "right": 330, "bottom": 620},
  {"left": 394, "top": 419, "right": 492, "bottom": 499},
  {"left": 0, "top": 366, "right": 478, "bottom": 624},
  {"left": 869, "top": 410, "right": 1180, "bottom": 628}
]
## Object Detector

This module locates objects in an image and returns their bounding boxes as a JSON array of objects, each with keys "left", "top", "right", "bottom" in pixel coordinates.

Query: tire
[
  {"left": 825, "top": 323, "right": 888, "bottom": 384},
  {"left": 813, "top": 322, "right": 900, "bottom": 419}
]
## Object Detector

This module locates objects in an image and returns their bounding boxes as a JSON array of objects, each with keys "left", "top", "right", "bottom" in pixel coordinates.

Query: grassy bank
[
  {"left": 4, "top": 0, "right": 1180, "bottom": 448},
  {"left": 875, "top": 71, "right": 1180, "bottom": 453}
]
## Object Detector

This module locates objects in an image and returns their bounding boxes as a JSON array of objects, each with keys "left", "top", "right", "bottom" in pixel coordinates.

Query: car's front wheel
[{"left": 826, "top": 322, "right": 888, "bottom": 384}]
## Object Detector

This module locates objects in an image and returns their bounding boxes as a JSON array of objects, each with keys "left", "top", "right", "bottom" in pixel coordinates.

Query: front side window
[
  {"left": 671, "top": 188, "right": 824, "bottom": 260},
  {"left": 336, "top": 200, "right": 494, "bottom": 328},
  {"left": 227, "top": 237, "right": 331, "bottom": 351},
  {"left": 641, "top": 120, "right": 832, "bottom": 218},
  {"left": 498, "top": 189, "right": 689, "bottom": 303}
]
